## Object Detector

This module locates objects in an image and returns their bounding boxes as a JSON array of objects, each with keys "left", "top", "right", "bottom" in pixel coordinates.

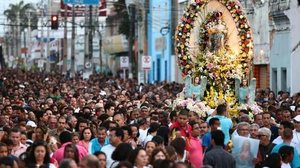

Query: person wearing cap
[
  {"left": 255, "top": 127, "right": 275, "bottom": 167},
  {"left": 292, "top": 115, "right": 300, "bottom": 157},
  {"left": 26, "top": 120, "right": 37, "bottom": 131},
  {"left": 140, "top": 104, "right": 149, "bottom": 117}
]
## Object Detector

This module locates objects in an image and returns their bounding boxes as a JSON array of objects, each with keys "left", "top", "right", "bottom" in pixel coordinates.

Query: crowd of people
[{"left": 0, "top": 69, "right": 300, "bottom": 168}]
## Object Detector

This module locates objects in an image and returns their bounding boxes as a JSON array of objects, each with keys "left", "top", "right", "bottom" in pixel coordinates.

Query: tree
[
  {"left": 3, "top": 0, "right": 38, "bottom": 60},
  {"left": 106, "top": 0, "right": 130, "bottom": 38},
  {"left": 4, "top": 1, "right": 38, "bottom": 31}
]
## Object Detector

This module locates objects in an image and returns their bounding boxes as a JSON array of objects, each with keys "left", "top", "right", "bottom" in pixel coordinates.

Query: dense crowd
[{"left": 0, "top": 69, "right": 300, "bottom": 168}]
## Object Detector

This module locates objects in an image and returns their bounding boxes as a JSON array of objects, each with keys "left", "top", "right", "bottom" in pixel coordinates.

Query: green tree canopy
[
  {"left": 4, "top": 0, "right": 38, "bottom": 31},
  {"left": 107, "top": 0, "right": 130, "bottom": 38}
]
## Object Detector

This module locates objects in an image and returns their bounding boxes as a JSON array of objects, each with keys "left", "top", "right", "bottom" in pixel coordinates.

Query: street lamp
[
  {"left": 160, "top": 25, "right": 170, "bottom": 80},
  {"left": 160, "top": 25, "right": 170, "bottom": 59}
]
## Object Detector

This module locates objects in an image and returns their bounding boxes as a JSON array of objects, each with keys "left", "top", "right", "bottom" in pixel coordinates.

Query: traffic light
[{"left": 51, "top": 15, "right": 59, "bottom": 30}]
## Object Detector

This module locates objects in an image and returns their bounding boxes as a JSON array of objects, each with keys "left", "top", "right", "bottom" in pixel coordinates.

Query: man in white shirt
[
  {"left": 273, "top": 121, "right": 293, "bottom": 145},
  {"left": 101, "top": 127, "right": 123, "bottom": 168},
  {"left": 9, "top": 128, "right": 27, "bottom": 157},
  {"left": 291, "top": 115, "right": 300, "bottom": 156}
]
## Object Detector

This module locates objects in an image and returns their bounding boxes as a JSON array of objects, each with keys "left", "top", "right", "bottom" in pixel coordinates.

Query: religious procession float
[{"left": 174, "top": 0, "right": 262, "bottom": 118}]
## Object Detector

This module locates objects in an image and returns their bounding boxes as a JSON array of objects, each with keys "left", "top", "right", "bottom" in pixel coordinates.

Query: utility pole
[
  {"left": 62, "top": 4, "right": 68, "bottom": 74},
  {"left": 128, "top": 4, "right": 135, "bottom": 79},
  {"left": 27, "top": 11, "right": 31, "bottom": 68},
  {"left": 97, "top": 22, "right": 103, "bottom": 74},
  {"left": 70, "top": 4, "right": 76, "bottom": 77},
  {"left": 17, "top": 11, "right": 20, "bottom": 66},
  {"left": 137, "top": 2, "right": 144, "bottom": 83},
  {"left": 40, "top": 9, "right": 45, "bottom": 71},
  {"left": 89, "top": 5, "right": 93, "bottom": 71},
  {"left": 46, "top": 0, "right": 51, "bottom": 72},
  {"left": 84, "top": 6, "right": 89, "bottom": 69}
]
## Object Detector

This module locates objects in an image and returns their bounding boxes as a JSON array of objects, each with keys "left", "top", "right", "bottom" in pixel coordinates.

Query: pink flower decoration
[{"left": 206, "top": 63, "right": 214, "bottom": 70}]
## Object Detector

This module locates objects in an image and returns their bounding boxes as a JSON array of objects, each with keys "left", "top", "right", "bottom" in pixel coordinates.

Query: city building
[{"left": 147, "top": 0, "right": 174, "bottom": 82}]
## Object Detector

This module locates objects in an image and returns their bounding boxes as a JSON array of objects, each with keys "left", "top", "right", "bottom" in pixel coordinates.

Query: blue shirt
[
  {"left": 89, "top": 137, "right": 110, "bottom": 154},
  {"left": 207, "top": 115, "right": 232, "bottom": 145},
  {"left": 271, "top": 143, "right": 300, "bottom": 168},
  {"left": 202, "top": 132, "right": 211, "bottom": 148}
]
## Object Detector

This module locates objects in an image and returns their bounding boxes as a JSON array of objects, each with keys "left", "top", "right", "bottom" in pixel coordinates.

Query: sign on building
[
  {"left": 120, "top": 56, "right": 129, "bottom": 69},
  {"left": 64, "top": 0, "right": 99, "bottom": 5},
  {"left": 142, "top": 56, "right": 151, "bottom": 70}
]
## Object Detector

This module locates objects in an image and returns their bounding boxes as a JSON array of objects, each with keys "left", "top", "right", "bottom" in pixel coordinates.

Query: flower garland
[
  {"left": 175, "top": 0, "right": 253, "bottom": 77},
  {"left": 173, "top": 97, "right": 210, "bottom": 118}
]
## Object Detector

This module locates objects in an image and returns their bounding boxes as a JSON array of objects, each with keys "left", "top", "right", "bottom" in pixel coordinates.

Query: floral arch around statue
[{"left": 175, "top": 0, "right": 262, "bottom": 117}]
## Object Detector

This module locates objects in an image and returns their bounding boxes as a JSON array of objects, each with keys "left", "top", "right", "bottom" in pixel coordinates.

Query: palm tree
[{"left": 4, "top": 0, "right": 38, "bottom": 63}]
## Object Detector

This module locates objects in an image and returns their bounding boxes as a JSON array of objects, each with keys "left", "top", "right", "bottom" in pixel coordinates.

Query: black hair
[
  {"left": 216, "top": 104, "right": 227, "bottom": 115},
  {"left": 25, "top": 141, "right": 51, "bottom": 167},
  {"left": 209, "top": 117, "right": 220, "bottom": 126},
  {"left": 189, "top": 121, "right": 198, "bottom": 129},
  {"left": 104, "top": 102, "right": 115, "bottom": 112},
  {"left": 152, "top": 135, "right": 164, "bottom": 146},
  {"left": 111, "top": 127, "right": 124, "bottom": 140},
  {"left": 121, "top": 125, "right": 132, "bottom": 136},
  {"left": 111, "top": 143, "right": 133, "bottom": 161},
  {"left": 115, "top": 161, "right": 132, "bottom": 168},
  {"left": 280, "top": 121, "right": 294, "bottom": 130},
  {"left": 147, "top": 122, "right": 160, "bottom": 135},
  {"left": 59, "top": 131, "right": 72, "bottom": 144},
  {"left": 239, "top": 109, "right": 249, "bottom": 115},
  {"left": 262, "top": 153, "right": 281, "bottom": 168},
  {"left": 170, "top": 138, "right": 186, "bottom": 156},
  {"left": 169, "top": 111, "right": 177, "bottom": 121},
  {"left": 79, "top": 127, "right": 95, "bottom": 141},
  {"left": 64, "top": 143, "right": 80, "bottom": 164},
  {"left": 211, "top": 130, "right": 224, "bottom": 146},
  {"left": 94, "top": 151, "right": 106, "bottom": 158},
  {"left": 0, "top": 156, "right": 14, "bottom": 167},
  {"left": 153, "top": 159, "right": 174, "bottom": 168},
  {"left": 178, "top": 109, "right": 189, "bottom": 116},
  {"left": 279, "top": 145, "right": 294, "bottom": 160}
]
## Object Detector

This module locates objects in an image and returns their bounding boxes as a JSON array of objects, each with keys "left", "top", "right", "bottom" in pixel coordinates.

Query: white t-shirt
[
  {"left": 143, "top": 134, "right": 153, "bottom": 146},
  {"left": 273, "top": 136, "right": 283, "bottom": 144},
  {"left": 291, "top": 130, "right": 300, "bottom": 156},
  {"left": 138, "top": 129, "right": 148, "bottom": 144},
  {"left": 281, "top": 162, "right": 291, "bottom": 168},
  {"left": 101, "top": 144, "right": 116, "bottom": 168}
]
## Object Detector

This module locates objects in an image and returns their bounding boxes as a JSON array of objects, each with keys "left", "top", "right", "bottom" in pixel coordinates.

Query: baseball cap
[
  {"left": 26, "top": 121, "right": 37, "bottom": 128},
  {"left": 294, "top": 115, "right": 300, "bottom": 122}
]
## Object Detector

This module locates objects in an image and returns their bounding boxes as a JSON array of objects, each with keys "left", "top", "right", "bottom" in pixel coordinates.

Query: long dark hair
[
  {"left": 26, "top": 140, "right": 51, "bottom": 167},
  {"left": 80, "top": 127, "right": 95, "bottom": 141},
  {"left": 64, "top": 143, "right": 80, "bottom": 164}
]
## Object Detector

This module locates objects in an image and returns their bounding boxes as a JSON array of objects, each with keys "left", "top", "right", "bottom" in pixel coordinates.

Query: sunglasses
[{"left": 257, "top": 134, "right": 267, "bottom": 138}]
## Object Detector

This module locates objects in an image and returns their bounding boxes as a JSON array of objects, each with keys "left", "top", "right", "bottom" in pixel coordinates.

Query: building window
[{"left": 298, "top": 0, "right": 300, "bottom": 6}]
